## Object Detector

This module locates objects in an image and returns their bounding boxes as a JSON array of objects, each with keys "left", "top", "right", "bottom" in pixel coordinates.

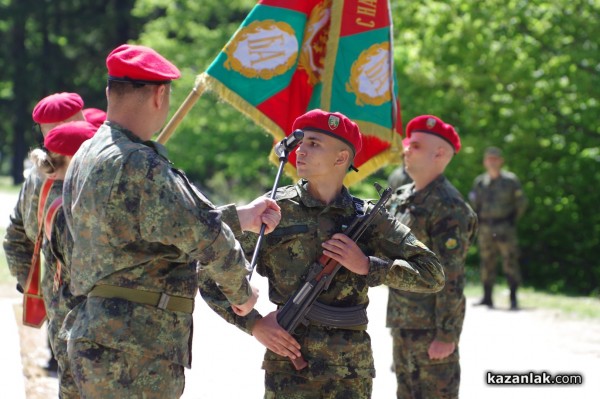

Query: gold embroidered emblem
[
  {"left": 445, "top": 238, "right": 458, "bottom": 250},
  {"left": 346, "top": 42, "right": 392, "bottom": 106},
  {"left": 224, "top": 20, "right": 298, "bottom": 79},
  {"left": 298, "top": 0, "right": 331, "bottom": 85}
]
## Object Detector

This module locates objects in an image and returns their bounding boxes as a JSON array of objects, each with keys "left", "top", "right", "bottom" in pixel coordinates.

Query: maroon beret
[
  {"left": 406, "top": 115, "right": 461, "bottom": 153},
  {"left": 83, "top": 108, "right": 107, "bottom": 129},
  {"left": 32, "top": 92, "right": 84, "bottom": 124},
  {"left": 44, "top": 121, "right": 97, "bottom": 156},
  {"left": 292, "top": 109, "right": 363, "bottom": 156},
  {"left": 106, "top": 44, "right": 181, "bottom": 85}
]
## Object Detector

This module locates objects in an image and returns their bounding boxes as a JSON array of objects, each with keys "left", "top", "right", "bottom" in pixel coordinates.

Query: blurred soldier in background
[{"left": 469, "top": 146, "right": 528, "bottom": 310}]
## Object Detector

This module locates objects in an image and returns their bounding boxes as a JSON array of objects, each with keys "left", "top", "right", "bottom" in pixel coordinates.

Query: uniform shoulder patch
[
  {"left": 445, "top": 237, "right": 458, "bottom": 250},
  {"left": 274, "top": 185, "right": 299, "bottom": 201}
]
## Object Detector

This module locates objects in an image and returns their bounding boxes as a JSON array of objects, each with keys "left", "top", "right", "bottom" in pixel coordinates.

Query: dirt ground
[{"left": 6, "top": 281, "right": 600, "bottom": 399}]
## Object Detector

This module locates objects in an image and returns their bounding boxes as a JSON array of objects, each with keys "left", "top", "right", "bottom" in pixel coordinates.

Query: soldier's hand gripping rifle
[{"left": 276, "top": 183, "right": 393, "bottom": 370}]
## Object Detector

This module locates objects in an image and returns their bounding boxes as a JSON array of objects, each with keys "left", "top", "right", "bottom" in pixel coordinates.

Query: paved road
[
  {"left": 2, "top": 189, "right": 599, "bottom": 398},
  {"left": 1, "top": 191, "right": 18, "bottom": 228},
  {"left": 184, "top": 279, "right": 600, "bottom": 399}
]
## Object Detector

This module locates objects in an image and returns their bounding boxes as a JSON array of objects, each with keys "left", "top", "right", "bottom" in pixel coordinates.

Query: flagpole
[{"left": 157, "top": 73, "right": 207, "bottom": 145}]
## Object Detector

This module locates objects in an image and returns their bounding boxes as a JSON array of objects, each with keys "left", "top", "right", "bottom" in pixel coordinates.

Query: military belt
[
  {"left": 88, "top": 285, "right": 194, "bottom": 314},
  {"left": 306, "top": 301, "right": 368, "bottom": 331}
]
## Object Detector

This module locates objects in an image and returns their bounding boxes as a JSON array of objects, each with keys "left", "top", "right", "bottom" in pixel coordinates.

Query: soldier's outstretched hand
[
  {"left": 237, "top": 197, "right": 281, "bottom": 234},
  {"left": 252, "top": 311, "right": 302, "bottom": 359},
  {"left": 232, "top": 284, "right": 259, "bottom": 316}
]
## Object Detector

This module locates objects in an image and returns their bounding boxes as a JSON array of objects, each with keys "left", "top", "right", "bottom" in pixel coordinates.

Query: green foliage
[
  {"left": 391, "top": 0, "right": 600, "bottom": 295},
  {"left": 1, "top": 0, "right": 598, "bottom": 294},
  {"left": 133, "top": 0, "right": 283, "bottom": 203}
]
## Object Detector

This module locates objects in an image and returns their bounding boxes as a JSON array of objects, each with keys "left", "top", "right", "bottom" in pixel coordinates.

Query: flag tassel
[{"left": 157, "top": 73, "right": 208, "bottom": 144}]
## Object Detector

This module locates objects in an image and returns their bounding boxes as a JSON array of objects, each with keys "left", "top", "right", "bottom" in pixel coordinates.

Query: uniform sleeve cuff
[
  {"left": 218, "top": 204, "right": 243, "bottom": 237},
  {"left": 434, "top": 330, "right": 456, "bottom": 343},
  {"left": 365, "top": 256, "right": 389, "bottom": 286}
]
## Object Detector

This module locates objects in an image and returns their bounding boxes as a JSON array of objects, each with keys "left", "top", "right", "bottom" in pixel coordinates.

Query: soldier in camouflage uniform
[
  {"left": 469, "top": 146, "right": 527, "bottom": 309},
  {"left": 3, "top": 92, "right": 86, "bottom": 376},
  {"left": 61, "top": 44, "right": 279, "bottom": 398},
  {"left": 387, "top": 115, "right": 477, "bottom": 399},
  {"left": 200, "top": 109, "right": 445, "bottom": 399},
  {"left": 27, "top": 120, "right": 97, "bottom": 398}
]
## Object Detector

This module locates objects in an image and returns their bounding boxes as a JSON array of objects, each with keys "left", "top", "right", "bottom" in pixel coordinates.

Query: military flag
[{"left": 162, "top": 0, "right": 402, "bottom": 186}]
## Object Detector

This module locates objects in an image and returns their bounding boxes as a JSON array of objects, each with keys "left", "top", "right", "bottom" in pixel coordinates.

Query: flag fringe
[{"left": 200, "top": 73, "right": 287, "bottom": 142}]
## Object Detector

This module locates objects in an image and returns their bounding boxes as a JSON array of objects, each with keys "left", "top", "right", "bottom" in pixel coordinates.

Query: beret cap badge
[
  {"left": 426, "top": 117, "right": 436, "bottom": 129},
  {"left": 328, "top": 115, "right": 340, "bottom": 130}
]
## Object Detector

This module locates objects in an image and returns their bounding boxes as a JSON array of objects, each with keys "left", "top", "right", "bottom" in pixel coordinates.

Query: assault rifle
[{"left": 276, "top": 183, "right": 393, "bottom": 370}]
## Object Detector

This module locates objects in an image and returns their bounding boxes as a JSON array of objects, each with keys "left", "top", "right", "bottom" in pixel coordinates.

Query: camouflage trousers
[
  {"left": 47, "top": 307, "right": 78, "bottom": 398},
  {"left": 391, "top": 328, "right": 460, "bottom": 399},
  {"left": 477, "top": 223, "right": 522, "bottom": 285},
  {"left": 264, "top": 372, "right": 372, "bottom": 399},
  {"left": 48, "top": 324, "right": 78, "bottom": 399},
  {"left": 68, "top": 338, "right": 185, "bottom": 398}
]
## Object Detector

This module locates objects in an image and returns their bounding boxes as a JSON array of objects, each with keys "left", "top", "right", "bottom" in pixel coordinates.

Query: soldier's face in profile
[{"left": 403, "top": 133, "right": 437, "bottom": 175}]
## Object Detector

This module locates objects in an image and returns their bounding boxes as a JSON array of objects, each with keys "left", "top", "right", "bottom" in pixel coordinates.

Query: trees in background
[
  {"left": 0, "top": 0, "right": 598, "bottom": 294},
  {"left": 0, "top": 0, "right": 140, "bottom": 183}
]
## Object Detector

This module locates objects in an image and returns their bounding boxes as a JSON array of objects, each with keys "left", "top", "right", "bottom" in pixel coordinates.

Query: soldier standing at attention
[
  {"left": 469, "top": 146, "right": 527, "bottom": 309},
  {"left": 28, "top": 120, "right": 97, "bottom": 398},
  {"left": 3, "top": 92, "right": 86, "bottom": 374},
  {"left": 62, "top": 44, "right": 280, "bottom": 398},
  {"left": 200, "top": 109, "right": 445, "bottom": 399},
  {"left": 387, "top": 115, "right": 477, "bottom": 399}
]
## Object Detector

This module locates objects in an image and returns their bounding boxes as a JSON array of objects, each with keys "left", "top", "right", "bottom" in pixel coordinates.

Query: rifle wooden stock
[{"left": 276, "top": 184, "right": 392, "bottom": 370}]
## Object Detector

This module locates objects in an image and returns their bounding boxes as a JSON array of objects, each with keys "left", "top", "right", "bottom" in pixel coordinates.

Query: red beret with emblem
[
  {"left": 406, "top": 115, "right": 461, "bottom": 153},
  {"left": 292, "top": 109, "right": 363, "bottom": 156},
  {"left": 44, "top": 121, "right": 97, "bottom": 156},
  {"left": 83, "top": 108, "right": 107, "bottom": 129},
  {"left": 32, "top": 92, "right": 84, "bottom": 124},
  {"left": 106, "top": 44, "right": 181, "bottom": 84}
]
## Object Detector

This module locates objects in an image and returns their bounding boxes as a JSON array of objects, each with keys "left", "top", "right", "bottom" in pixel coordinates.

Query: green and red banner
[{"left": 202, "top": 0, "right": 402, "bottom": 185}]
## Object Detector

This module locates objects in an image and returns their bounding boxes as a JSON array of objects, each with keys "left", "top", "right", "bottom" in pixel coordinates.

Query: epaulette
[{"left": 271, "top": 185, "right": 298, "bottom": 201}]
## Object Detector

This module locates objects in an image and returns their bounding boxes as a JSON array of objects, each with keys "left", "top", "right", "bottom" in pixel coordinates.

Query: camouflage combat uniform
[
  {"left": 61, "top": 122, "right": 254, "bottom": 398},
  {"left": 3, "top": 167, "right": 61, "bottom": 288},
  {"left": 43, "top": 195, "right": 83, "bottom": 398},
  {"left": 469, "top": 170, "right": 527, "bottom": 293},
  {"left": 3, "top": 169, "right": 70, "bottom": 392},
  {"left": 387, "top": 165, "right": 413, "bottom": 191},
  {"left": 200, "top": 180, "right": 445, "bottom": 399},
  {"left": 387, "top": 175, "right": 477, "bottom": 399}
]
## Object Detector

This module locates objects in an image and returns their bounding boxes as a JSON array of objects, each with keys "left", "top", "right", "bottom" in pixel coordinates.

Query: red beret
[
  {"left": 106, "top": 44, "right": 181, "bottom": 84},
  {"left": 83, "top": 108, "right": 107, "bottom": 129},
  {"left": 292, "top": 109, "right": 363, "bottom": 156},
  {"left": 32, "top": 92, "right": 84, "bottom": 124},
  {"left": 406, "top": 115, "right": 461, "bottom": 153},
  {"left": 44, "top": 121, "right": 97, "bottom": 156}
]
